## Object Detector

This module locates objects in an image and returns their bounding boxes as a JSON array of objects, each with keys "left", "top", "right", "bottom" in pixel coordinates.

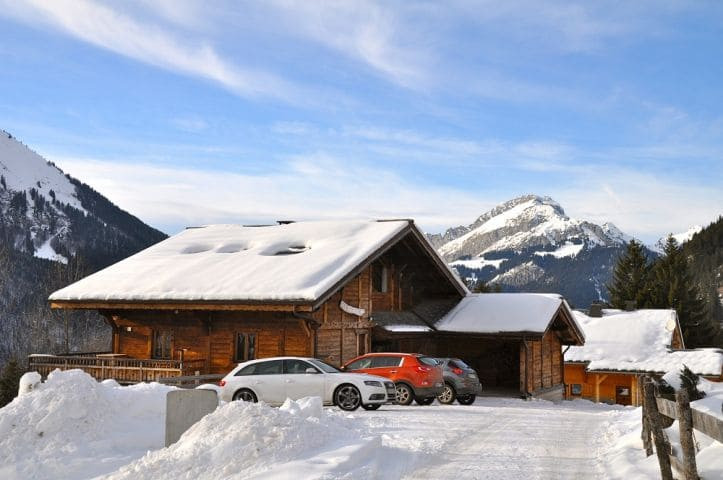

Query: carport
[{"left": 371, "top": 293, "right": 585, "bottom": 401}]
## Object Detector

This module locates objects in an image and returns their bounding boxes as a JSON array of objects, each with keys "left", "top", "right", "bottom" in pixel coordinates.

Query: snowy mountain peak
[
  {"left": 432, "top": 195, "right": 629, "bottom": 262},
  {"left": 651, "top": 225, "right": 703, "bottom": 253},
  {"left": 0, "top": 130, "right": 84, "bottom": 212}
]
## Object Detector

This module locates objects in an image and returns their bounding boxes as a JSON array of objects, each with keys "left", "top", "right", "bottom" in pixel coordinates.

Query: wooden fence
[
  {"left": 28, "top": 354, "right": 206, "bottom": 384},
  {"left": 641, "top": 376, "right": 723, "bottom": 480},
  {"left": 158, "top": 373, "right": 224, "bottom": 388}
]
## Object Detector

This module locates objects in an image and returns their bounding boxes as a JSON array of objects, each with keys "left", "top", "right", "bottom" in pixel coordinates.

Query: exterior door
[
  {"left": 283, "top": 359, "right": 326, "bottom": 401},
  {"left": 247, "top": 359, "right": 285, "bottom": 404}
]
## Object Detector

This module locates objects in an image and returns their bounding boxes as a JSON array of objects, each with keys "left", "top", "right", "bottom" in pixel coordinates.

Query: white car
[{"left": 218, "top": 356, "right": 396, "bottom": 411}]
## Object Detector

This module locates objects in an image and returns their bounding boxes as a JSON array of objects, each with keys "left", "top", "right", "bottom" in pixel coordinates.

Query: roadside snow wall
[{"left": 0, "top": 369, "right": 175, "bottom": 480}]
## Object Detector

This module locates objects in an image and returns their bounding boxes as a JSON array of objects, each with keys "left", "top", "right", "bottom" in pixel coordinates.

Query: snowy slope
[{"left": 0, "top": 130, "right": 85, "bottom": 212}]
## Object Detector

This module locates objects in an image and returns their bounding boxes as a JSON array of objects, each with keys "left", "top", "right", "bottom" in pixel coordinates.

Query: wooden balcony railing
[{"left": 28, "top": 354, "right": 207, "bottom": 384}]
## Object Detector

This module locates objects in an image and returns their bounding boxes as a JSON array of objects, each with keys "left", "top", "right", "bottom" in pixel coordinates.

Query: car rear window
[
  {"left": 449, "top": 359, "right": 470, "bottom": 369},
  {"left": 418, "top": 356, "right": 440, "bottom": 367},
  {"left": 370, "top": 356, "right": 403, "bottom": 368}
]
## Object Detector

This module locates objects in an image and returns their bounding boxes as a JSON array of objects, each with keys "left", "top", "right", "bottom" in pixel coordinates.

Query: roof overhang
[{"left": 50, "top": 300, "right": 314, "bottom": 312}]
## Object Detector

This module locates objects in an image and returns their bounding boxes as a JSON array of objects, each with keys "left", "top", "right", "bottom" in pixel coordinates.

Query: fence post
[
  {"left": 676, "top": 389, "right": 699, "bottom": 480},
  {"left": 644, "top": 378, "right": 673, "bottom": 480},
  {"left": 640, "top": 377, "right": 653, "bottom": 456}
]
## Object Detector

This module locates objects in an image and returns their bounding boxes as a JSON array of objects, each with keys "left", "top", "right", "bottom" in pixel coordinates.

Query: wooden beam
[
  {"left": 51, "top": 301, "right": 314, "bottom": 312},
  {"left": 594, "top": 373, "right": 608, "bottom": 402}
]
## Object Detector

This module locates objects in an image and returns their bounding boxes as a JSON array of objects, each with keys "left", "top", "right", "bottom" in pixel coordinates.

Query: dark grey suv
[{"left": 434, "top": 358, "right": 482, "bottom": 405}]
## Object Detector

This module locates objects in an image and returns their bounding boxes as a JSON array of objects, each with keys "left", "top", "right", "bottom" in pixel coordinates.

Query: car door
[
  {"left": 283, "top": 359, "right": 327, "bottom": 401},
  {"left": 246, "top": 359, "right": 285, "bottom": 404}
]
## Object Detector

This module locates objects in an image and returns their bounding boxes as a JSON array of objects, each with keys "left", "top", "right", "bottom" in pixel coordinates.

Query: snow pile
[
  {"left": 0, "top": 369, "right": 175, "bottom": 480},
  {"left": 17, "top": 371, "right": 41, "bottom": 395},
  {"left": 567, "top": 309, "right": 723, "bottom": 376},
  {"left": 104, "top": 396, "right": 380, "bottom": 480},
  {"left": 49, "top": 220, "right": 420, "bottom": 303}
]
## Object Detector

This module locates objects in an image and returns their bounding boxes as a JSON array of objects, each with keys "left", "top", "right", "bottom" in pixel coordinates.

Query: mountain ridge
[
  {"left": 428, "top": 194, "right": 647, "bottom": 307},
  {"left": 0, "top": 130, "right": 167, "bottom": 367}
]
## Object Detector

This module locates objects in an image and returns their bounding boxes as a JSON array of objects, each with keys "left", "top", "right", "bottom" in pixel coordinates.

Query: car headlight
[{"left": 364, "top": 380, "right": 382, "bottom": 387}]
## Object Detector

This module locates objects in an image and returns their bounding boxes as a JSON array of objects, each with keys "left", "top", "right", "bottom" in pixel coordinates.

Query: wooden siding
[{"left": 108, "top": 268, "right": 376, "bottom": 373}]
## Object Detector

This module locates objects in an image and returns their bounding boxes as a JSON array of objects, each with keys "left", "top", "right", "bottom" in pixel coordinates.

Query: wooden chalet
[
  {"left": 564, "top": 308, "right": 723, "bottom": 406},
  {"left": 372, "top": 293, "right": 585, "bottom": 401},
  {"left": 41, "top": 220, "right": 467, "bottom": 382}
]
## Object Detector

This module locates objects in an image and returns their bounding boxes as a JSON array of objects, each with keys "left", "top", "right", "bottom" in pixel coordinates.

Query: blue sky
[{"left": 0, "top": 0, "right": 721, "bottom": 242}]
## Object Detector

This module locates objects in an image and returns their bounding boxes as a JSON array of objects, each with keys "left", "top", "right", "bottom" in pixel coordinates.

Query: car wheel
[
  {"left": 414, "top": 396, "right": 434, "bottom": 405},
  {"left": 437, "top": 383, "right": 456, "bottom": 405},
  {"left": 334, "top": 384, "right": 362, "bottom": 411},
  {"left": 361, "top": 403, "right": 381, "bottom": 411},
  {"left": 232, "top": 388, "right": 258, "bottom": 403},
  {"left": 457, "top": 394, "right": 476, "bottom": 405},
  {"left": 395, "top": 383, "right": 414, "bottom": 406}
]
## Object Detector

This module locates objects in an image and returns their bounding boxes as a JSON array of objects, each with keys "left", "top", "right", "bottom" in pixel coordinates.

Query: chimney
[
  {"left": 624, "top": 300, "right": 636, "bottom": 311},
  {"left": 588, "top": 303, "right": 603, "bottom": 318}
]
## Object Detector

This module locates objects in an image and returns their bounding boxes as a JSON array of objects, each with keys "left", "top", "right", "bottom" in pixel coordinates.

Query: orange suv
[{"left": 342, "top": 353, "right": 444, "bottom": 405}]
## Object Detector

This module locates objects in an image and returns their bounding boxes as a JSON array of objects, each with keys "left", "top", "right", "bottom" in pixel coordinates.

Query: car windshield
[{"left": 308, "top": 359, "right": 340, "bottom": 373}]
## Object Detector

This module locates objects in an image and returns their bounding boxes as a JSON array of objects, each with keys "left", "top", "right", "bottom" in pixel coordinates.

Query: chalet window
[
  {"left": 571, "top": 384, "right": 582, "bottom": 396},
  {"left": 234, "top": 333, "right": 257, "bottom": 363},
  {"left": 372, "top": 264, "right": 388, "bottom": 293},
  {"left": 152, "top": 330, "right": 173, "bottom": 360}
]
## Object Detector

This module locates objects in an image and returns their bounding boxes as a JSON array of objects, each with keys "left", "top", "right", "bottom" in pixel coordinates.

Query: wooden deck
[{"left": 28, "top": 354, "right": 206, "bottom": 384}]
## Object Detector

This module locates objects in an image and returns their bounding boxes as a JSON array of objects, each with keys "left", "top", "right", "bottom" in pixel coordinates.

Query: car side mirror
[{"left": 305, "top": 367, "right": 318, "bottom": 374}]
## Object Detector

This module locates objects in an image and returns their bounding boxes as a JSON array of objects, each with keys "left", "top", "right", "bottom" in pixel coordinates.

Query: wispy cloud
[
  {"left": 0, "top": 0, "right": 306, "bottom": 103},
  {"left": 265, "top": 1, "right": 433, "bottom": 89},
  {"left": 52, "top": 153, "right": 491, "bottom": 234}
]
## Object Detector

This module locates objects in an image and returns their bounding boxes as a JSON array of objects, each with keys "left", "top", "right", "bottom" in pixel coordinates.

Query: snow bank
[
  {"left": 103, "top": 397, "right": 380, "bottom": 480},
  {"left": 0, "top": 369, "right": 175, "bottom": 480}
]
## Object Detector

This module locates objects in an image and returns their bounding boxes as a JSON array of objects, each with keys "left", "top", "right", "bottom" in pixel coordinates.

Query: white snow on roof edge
[{"left": 435, "top": 293, "right": 574, "bottom": 335}]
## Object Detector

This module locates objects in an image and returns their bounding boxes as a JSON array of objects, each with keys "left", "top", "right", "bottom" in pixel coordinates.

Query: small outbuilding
[{"left": 565, "top": 308, "right": 723, "bottom": 406}]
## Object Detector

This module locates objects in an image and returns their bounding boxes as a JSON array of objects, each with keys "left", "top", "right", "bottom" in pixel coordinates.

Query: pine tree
[
  {"left": 0, "top": 359, "right": 24, "bottom": 407},
  {"left": 607, "top": 239, "right": 652, "bottom": 309},
  {"left": 649, "top": 236, "right": 708, "bottom": 346}
]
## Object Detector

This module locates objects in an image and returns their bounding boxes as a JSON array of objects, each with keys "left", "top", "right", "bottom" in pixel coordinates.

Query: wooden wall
[
  {"left": 564, "top": 365, "right": 639, "bottom": 405},
  {"left": 111, "top": 310, "right": 313, "bottom": 374},
  {"left": 312, "top": 267, "right": 374, "bottom": 366},
  {"left": 110, "top": 267, "right": 376, "bottom": 373},
  {"left": 520, "top": 330, "right": 563, "bottom": 395}
]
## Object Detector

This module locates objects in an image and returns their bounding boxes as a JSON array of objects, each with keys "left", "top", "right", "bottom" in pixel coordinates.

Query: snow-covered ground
[{"left": 1, "top": 370, "right": 721, "bottom": 480}]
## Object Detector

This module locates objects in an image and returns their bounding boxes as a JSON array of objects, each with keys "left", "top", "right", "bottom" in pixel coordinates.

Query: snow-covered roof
[
  {"left": 434, "top": 293, "right": 583, "bottom": 341},
  {"left": 566, "top": 309, "right": 723, "bottom": 376},
  {"left": 50, "top": 220, "right": 439, "bottom": 304}
]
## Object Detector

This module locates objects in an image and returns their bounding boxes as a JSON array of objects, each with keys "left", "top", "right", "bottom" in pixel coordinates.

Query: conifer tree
[
  {"left": 649, "top": 236, "right": 708, "bottom": 346},
  {"left": 607, "top": 239, "right": 651, "bottom": 309},
  {"left": 0, "top": 359, "right": 24, "bottom": 407}
]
